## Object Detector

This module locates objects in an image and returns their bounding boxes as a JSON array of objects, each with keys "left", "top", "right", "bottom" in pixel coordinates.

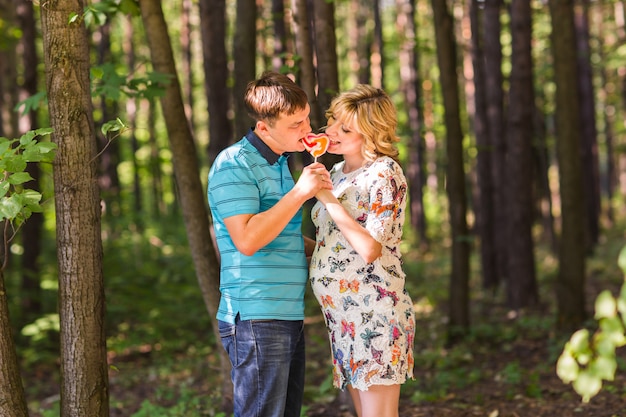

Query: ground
[
  {"left": 27, "top": 306, "right": 626, "bottom": 417},
  {"left": 304, "top": 313, "right": 626, "bottom": 417},
  {"left": 26, "top": 267, "right": 626, "bottom": 417}
]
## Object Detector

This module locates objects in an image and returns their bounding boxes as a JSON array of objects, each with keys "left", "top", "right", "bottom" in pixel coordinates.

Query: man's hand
[{"left": 292, "top": 162, "right": 333, "bottom": 200}]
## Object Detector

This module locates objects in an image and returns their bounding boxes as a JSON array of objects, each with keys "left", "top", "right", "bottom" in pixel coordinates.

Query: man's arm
[{"left": 224, "top": 163, "right": 331, "bottom": 256}]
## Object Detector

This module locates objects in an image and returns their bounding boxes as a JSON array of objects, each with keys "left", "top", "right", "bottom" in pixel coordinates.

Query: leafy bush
[{"left": 556, "top": 246, "right": 626, "bottom": 402}]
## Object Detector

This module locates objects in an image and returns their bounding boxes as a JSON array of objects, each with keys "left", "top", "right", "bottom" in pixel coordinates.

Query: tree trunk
[
  {"left": 351, "top": 0, "right": 372, "bottom": 85},
  {"left": 312, "top": 0, "right": 342, "bottom": 168},
  {"left": 0, "top": 269, "right": 28, "bottom": 417},
  {"left": 595, "top": 6, "right": 615, "bottom": 224},
  {"left": 271, "top": 0, "right": 288, "bottom": 72},
  {"left": 40, "top": 0, "right": 109, "bottom": 415},
  {"left": 396, "top": 0, "right": 428, "bottom": 246},
  {"left": 199, "top": 0, "right": 232, "bottom": 164},
  {"left": 313, "top": 0, "right": 339, "bottom": 115},
  {"left": 17, "top": 0, "right": 44, "bottom": 321},
  {"left": 181, "top": 0, "right": 195, "bottom": 128},
  {"left": 0, "top": 0, "right": 19, "bottom": 139},
  {"left": 533, "top": 103, "right": 557, "bottom": 252},
  {"left": 431, "top": 0, "right": 471, "bottom": 343},
  {"left": 548, "top": 0, "right": 587, "bottom": 331},
  {"left": 505, "top": 0, "right": 538, "bottom": 310},
  {"left": 291, "top": 0, "right": 321, "bottom": 129},
  {"left": 232, "top": 0, "right": 257, "bottom": 137},
  {"left": 372, "top": 0, "right": 384, "bottom": 88},
  {"left": 484, "top": 0, "right": 507, "bottom": 290},
  {"left": 122, "top": 17, "right": 143, "bottom": 219},
  {"left": 137, "top": 0, "right": 229, "bottom": 411},
  {"left": 574, "top": 0, "right": 600, "bottom": 251},
  {"left": 469, "top": 0, "right": 496, "bottom": 291},
  {"left": 96, "top": 23, "right": 122, "bottom": 222}
]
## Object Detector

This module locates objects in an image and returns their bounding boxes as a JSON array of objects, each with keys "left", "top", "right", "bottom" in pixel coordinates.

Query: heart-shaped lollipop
[{"left": 303, "top": 133, "right": 329, "bottom": 162}]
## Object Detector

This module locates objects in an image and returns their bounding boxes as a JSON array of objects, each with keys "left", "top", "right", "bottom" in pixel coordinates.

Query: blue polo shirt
[{"left": 207, "top": 130, "right": 307, "bottom": 324}]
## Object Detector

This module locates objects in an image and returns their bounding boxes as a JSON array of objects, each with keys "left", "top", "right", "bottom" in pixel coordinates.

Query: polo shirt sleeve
[{"left": 208, "top": 153, "right": 260, "bottom": 220}]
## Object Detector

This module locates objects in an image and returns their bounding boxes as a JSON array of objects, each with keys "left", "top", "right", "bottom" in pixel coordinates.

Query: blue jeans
[{"left": 218, "top": 317, "right": 305, "bottom": 417}]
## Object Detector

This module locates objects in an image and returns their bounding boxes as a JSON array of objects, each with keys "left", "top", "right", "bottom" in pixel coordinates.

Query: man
[{"left": 207, "top": 71, "right": 331, "bottom": 417}]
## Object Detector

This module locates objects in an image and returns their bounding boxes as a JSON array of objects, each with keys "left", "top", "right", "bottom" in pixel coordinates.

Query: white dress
[{"left": 309, "top": 156, "right": 415, "bottom": 390}]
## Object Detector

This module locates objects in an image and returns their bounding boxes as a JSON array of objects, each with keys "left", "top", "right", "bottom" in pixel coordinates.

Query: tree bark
[
  {"left": 505, "top": 0, "right": 538, "bottom": 310},
  {"left": 548, "top": 0, "right": 587, "bottom": 331},
  {"left": 199, "top": 0, "right": 232, "bottom": 164},
  {"left": 40, "top": 0, "right": 109, "bottom": 415},
  {"left": 312, "top": 0, "right": 342, "bottom": 168},
  {"left": 431, "top": 0, "right": 471, "bottom": 343},
  {"left": 137, "top": 0, "right": 229, "bottom": 411},
  {"left": 483, "top": 0, "right": 507, "bottom": 290},
  {"left": 396, "top": 0, "right": 428, "bottom": 246},
  {"left": 372, "top": 0, "right": 384, "bottom": 88},
  {"left": 291, "top": 0, "right": 321, "bottom": 129},
  {"left": 313, "top": 0, "right": 339, "bottom": 115},
  {"left": 351, "top": 0, "right": 372, "bottom": 85},
  {"left": 0, "top": 269, "right": 28, "bottom": 417},
  {"left": 469, "top": 0, "right": 496, "bottom": 291},
  {"left": 232, "top": 0, "right": 257, "bottom": 137},
  {"left": 271, "top": 0, "right": 288, "bottom": 72},
  {"left": 574, "top": 0, "right": 600, "bottom": 251},
  {"left": 17, "top": 0, "right": 44, "bottom": 321}
]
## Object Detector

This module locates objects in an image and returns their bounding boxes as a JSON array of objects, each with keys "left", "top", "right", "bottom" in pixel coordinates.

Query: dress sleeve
[{"left": 365, "top": 159, "right": 407, "bottom": 244}]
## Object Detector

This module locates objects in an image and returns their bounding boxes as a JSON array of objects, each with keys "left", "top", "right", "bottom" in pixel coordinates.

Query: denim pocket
[
  {"left": 218, "top": 320, "right": 235, "bottom": 338},
  {"left": 218, "top": 320, "right": 236, "bottom": 364}
]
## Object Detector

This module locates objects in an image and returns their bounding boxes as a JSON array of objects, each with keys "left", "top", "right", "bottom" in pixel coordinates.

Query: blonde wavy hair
[{"left": 325, "top": 84, "right": 400, "bottom": 163}]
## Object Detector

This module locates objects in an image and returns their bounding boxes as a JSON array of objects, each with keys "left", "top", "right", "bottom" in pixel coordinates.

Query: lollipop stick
[{"left": 314, "top": 156, "right": 318, "bottom": 163}]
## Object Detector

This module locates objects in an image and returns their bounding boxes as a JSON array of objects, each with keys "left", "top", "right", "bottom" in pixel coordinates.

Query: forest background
[{"left": 1, "top": 0, "right": 626, "bottom": 415}]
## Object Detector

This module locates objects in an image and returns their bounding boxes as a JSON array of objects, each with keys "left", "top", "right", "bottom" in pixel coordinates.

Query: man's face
[{"left": 257, "top": 104, "right": 311, "bottom": 155}]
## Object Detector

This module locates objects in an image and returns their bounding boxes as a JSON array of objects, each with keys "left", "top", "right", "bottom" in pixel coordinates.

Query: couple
[{"left": 207, "top": 71, "right": 415, "bottom": 417}]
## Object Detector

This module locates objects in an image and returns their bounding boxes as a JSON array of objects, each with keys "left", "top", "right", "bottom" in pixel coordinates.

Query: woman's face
[{"left": 324, "top": 115, "right": 363, "bottom": 157}]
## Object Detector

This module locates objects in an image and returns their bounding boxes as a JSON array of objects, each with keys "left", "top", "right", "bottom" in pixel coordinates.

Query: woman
[{"left": 309, "top": 85, "right": 415, "bottom": 417}]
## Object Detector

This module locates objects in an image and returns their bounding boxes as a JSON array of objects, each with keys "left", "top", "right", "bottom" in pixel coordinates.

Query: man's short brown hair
[{"left": 244, "top": 71, "right": 309, "bottom": 125}]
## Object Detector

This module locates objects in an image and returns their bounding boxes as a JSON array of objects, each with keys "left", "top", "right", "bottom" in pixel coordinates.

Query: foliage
[
  {"left": 69, "top": 0, "right": 140, "bottom": 27},
  {"left": 91, "top": 63, "right": 172, "bottom": 101},
  {"left": 556, "top": 246, "right": 626, "bottom": 402},
  {"left": 130, "top": 384, "right": 218, "bottom": 417},
  {"left": 0, "top": 128, "right": 56, "bottom": 229}
]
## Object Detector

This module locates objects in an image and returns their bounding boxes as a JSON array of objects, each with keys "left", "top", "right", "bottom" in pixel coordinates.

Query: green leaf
[
  {"left": 0, "top": 138, "right": 14, "bottom": 156},
  {"left": 68, "top": 12, "right": 80, "bottom": 24},
  {"left": 589, "top": 356, "right": 617, "bottom": 382},
  {"left": 21, "top": 189, "right": 43, "bottom": 206},
  {"left": 5, "top": 155, "right": 27, "bottom": 173},
  {"left": 101, "top": 118, "right": 127, "bottom": 135},
  {"left": 33, "top": 127, "right": 54, "bottom": 137},
  {"left": 14, "top": 91, "right": 47, "bottom": 116},
  {"left": 119, "top": 0, "right": 141, "bottom": 15},
  {"left": 0, "top": 181, "right": 10, "bottom": 198},
  {"left": 598, "top": 316, "right": 626, "bottom": 346},
  {"left": 556, "top": 351, "right": 579, "bottom": 383},
  {"left": 19, "top": 132, "right": 35, "bottom": 145},
  {"left": 23, "top": 141, "right": 58, "bottom": 162},
  {"left": 8, "top": 172, "right": 33, "bottom": 185},
  {"left": 594, "top": 290, "right": 617, "bottom": 319},
  {"left": 572, "top": 370, "right": 602, "bottom": 403},
  {"left": 0, "top": 194, "right": 23, "bottom": 221}
]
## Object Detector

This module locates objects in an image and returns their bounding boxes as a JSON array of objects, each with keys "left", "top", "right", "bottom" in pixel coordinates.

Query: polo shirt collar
[{"left": 246, "top": 128, "right": 291, "bottom": 165}]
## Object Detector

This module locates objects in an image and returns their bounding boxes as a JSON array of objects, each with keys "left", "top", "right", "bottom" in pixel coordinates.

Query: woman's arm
[{"left": 315, "top": 189, "right": 382, "bottom": 263}]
